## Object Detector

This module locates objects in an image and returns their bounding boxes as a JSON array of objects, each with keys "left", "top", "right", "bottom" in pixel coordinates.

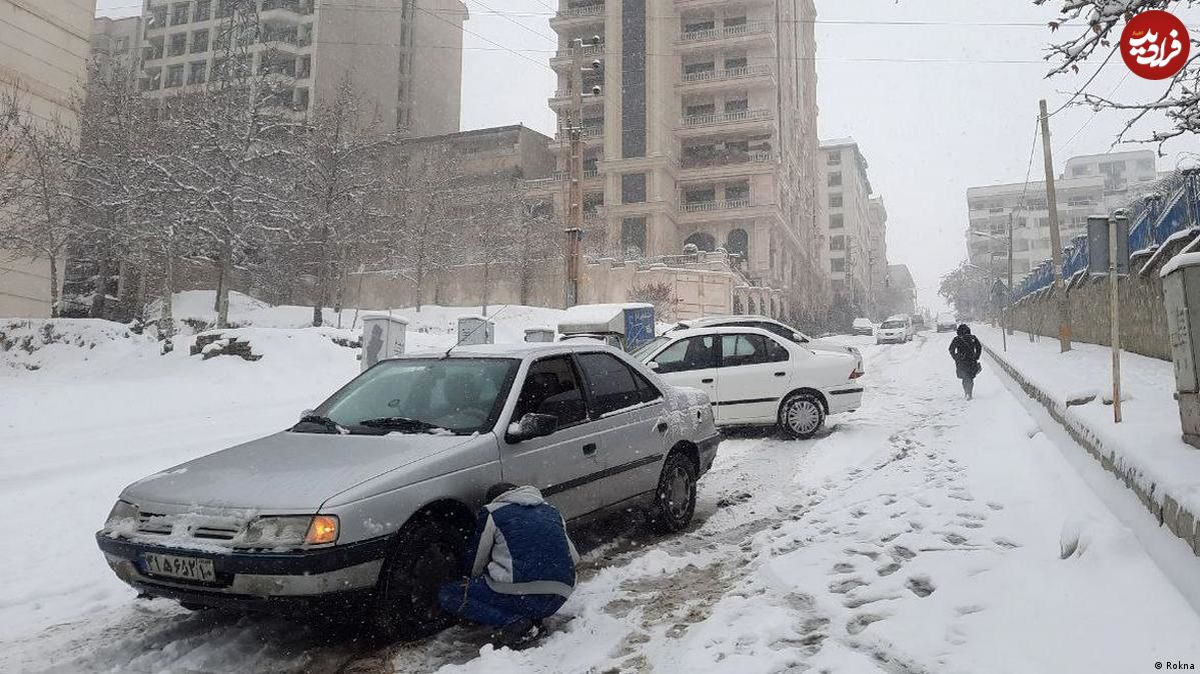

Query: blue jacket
[{"left": 466, "top": 486, "right": 579, "bottom": 598}]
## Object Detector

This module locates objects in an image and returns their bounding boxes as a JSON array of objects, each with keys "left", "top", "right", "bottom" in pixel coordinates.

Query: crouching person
[{"left": 439, "top": 483, "right": 579, "bottom": 648}]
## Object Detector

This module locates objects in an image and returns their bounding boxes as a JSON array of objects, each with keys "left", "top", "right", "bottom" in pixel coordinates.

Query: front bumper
[
  {"left": 96, "top": 532, "right": 389, "bottom": 613},
  {"left": 875, "top": 334, "right": 905, "bottom": 343}
]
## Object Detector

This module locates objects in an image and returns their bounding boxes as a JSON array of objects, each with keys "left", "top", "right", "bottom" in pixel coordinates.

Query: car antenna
[{"left": 442, "top": 304, "right": 513, "bottom": 359}]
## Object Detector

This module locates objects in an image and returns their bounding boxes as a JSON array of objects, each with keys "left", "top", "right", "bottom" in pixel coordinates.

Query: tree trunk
[
  {"left": 213, "top": 259, "right": 224, "bottom": 312},
  {"left": 91, "top": 251, "right": 110, "bottom": 319},
  {"left": 481, "top": 260, "right": 490, "bottom": 316},
  {"left": 216, "top": 237, "right": 232, "bottom": 328},
  {"left": 160, "top": 251, "right": 176, "bottom": 355},
  {"left": 48, "top": 253, "right": 59, "bottom": 318}
]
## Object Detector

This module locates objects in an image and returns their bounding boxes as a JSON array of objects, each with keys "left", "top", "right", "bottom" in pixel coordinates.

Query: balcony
[
  {"left": 525, "top": 168, "right": 602, "bottom": 188},
  {"left": 678, "top": 109, "right": 773, "bottom": 137},
  {"left": 550, "top": 3, "right": 605, "bottom": 29},
  {"left": 548, "top": 88, "right": 604, "bottom": 109},
  {"left": 677, "top": 64, "right": 774, "bottom": 90},
  {"left": 680, "top": 150, "right": 774, "bottom": 180},
  {"left": 555, "top": 126, "right": 604, "bottom": 142},
  {"left": 681, "top": 198, "right": 750, "bottom": 213},
  {"left": 677, "top": 21, "right": 773, "bottom": 47},
  {"left": 550, "top": 42, "right": 605, "bottom": 68}
]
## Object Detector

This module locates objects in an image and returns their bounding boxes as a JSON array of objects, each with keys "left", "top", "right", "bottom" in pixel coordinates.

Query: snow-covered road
[{"left": 5, "top": 330, "right": 1200, "bottom": 673}]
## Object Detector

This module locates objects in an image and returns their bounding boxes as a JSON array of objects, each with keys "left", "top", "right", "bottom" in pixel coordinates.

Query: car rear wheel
[
  {"left": 648, "top": 451, "right": 697, "bottom": 534},
  {"left": 368, "top": 515, "right": 469, "bottom": 642},
  {"left": 779, "top": 392, "right": 825, "bottom": 439}
]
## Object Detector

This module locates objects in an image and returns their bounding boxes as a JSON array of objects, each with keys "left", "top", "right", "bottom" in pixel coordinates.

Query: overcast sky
[{"left": 96, "top": 0, "right": 1199, "bottom": 312}]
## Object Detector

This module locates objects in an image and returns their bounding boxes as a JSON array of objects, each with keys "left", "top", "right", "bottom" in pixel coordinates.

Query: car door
[
  {"left": 499, "top": 355, "right": 599, "bottom": 520},
  {"left": 574, "top": 352, "right": 668, "bottom": 506},
  {"left": 715, "top": 332, "right": 793, "bottom": 423},
  {"left": 645, "top": 334, "right": 719, "bottom": 403}
]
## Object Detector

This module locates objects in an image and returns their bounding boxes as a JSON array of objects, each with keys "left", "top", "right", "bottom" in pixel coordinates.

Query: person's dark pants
[{"left": 439, "top": 577, "right": 566, "bottom": 628}]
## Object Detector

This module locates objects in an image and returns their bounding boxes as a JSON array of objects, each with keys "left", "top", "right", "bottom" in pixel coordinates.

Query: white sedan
[{"left": 633, "top": 326, "right": 864, "bottom": 439}]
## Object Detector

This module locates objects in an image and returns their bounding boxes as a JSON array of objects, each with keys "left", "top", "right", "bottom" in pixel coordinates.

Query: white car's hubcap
[{"left": 787, "top": 400, "right": 820, "bottom": 434}]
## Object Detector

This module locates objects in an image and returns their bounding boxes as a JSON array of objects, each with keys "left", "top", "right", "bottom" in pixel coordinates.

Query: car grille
[{"left": 135, "top": 512, "right": 243, "bottom": 541}]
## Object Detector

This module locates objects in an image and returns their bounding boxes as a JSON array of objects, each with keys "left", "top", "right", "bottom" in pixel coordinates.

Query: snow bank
[{"left": 0, "top": 318, "right": 155, "bottom": 373}]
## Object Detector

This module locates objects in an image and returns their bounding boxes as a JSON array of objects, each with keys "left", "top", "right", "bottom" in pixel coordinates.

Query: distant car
[
  {"left": 671, "top": 315, "right": 864, "bottom": 373},
  {"left": 875, "top": 315, "right": 913, "bottom": 344},
  {"left": 635, "top": 326, "right": 864, "bottom": 439},
  {"left": 852, "top": 318, "right": 875, "bottom": 336},
  {"left": 936, "top": 316, "right": 957, "bottom": 333},
  {"left": 96, "top": 343, "right": 719, "bottom": 640}
]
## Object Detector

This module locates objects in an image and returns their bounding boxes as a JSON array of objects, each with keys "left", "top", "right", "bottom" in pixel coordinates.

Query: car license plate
[{"left": 143, "top": 553, "right": 216, "bottom": 582}]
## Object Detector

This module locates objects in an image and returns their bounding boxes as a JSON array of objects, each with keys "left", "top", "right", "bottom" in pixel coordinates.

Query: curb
[{"left": 982, "top": 343, "right": 1200, "bottom": 558}]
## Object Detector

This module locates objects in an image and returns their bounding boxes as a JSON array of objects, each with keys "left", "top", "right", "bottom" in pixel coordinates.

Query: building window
[
  {"left": 188, "top": 61, "right": 207, "bottom": 85},
  {"left": 149, "top": 6, "right": 169, "bottom": 29},
  {"left": 683, "top": 19, "right": 715, "bottom": 33},
  {"left": 830, "top": 214, "right": 844, "bottom": 229},
  {"left": 172, "top": 3, "right": 191, "bottom": 25},
  {"left": 621, "top": 217, "right": 647, "bottom": 256},
  {"left": 831, "top": 258, "right": 845, "bottom": 273},
  {"left": 724, "top": 56, "right": 747, "bottom": 70},
  {"left": 726, "top": 228, "right": 749, "bottom": 262},
  {"left": 621, "top": 172, "right": 646, "bottom": 204},
  {"left": 724, "top": 98, "right": 749, "bottom": 112},
  {"left": 145, "top": 37, "right": 164, "bottom": 60},
  {"left": 683, "top": 232, "right": 716, "bottom": 252},
  {"left": 142, "top": 68, "right": 162, "bottom": 91},
  {"left": 827, "top": 171, "right": 842, "bottom": 187},
  {"left": 830, "top": 235, "right": 845, "bottom": 251},
  {"left": 685, "top": 102, "right": 715, "bottom": 116},
  {"left": 725, "top": 181, "right": 749, "bottom": 202},
  {"left": 169, "top": 33, "right": 187, "bottom": 56},
  {"left": 725, "top": 16, "right": 748, "bottom": 27},
  {"left": 683, "top": 61, "right": 715, "bottom": 75},
  {"left": 827, "top": 151, "right": 841, "bottom": 166},
  {"left": 191, "top": 29, "right": 209, "bottom": 52},
  {"left": 683, "top": 187, "right": 715, "bottom": 205},
  {"left": 165, "top": 64, "right": 184, "bottom": 88},
  {"left": 195, "top": 0, "right": 211, "bottom": 21},
  {"left": 829, "top": 193, "right": 842, "bottom": 208}
]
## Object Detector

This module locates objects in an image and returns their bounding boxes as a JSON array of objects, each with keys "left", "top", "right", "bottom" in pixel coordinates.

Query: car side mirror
[
  {"left": 300, "top": 408, "right": 314, "bottom": 419},
  {"left": 508, "top": 413, "right": 558, "bottom": 442},
  {"left": 793, "top": 332, "right": 806, "bottom": 343},
  {"left": 647, "top": 361, "right": 660, "bottom": 371}
]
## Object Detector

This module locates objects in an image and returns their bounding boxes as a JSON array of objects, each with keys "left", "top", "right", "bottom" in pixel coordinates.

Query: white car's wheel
[{"left": 779, "top": 392, "right": 825, "bottom": 440}]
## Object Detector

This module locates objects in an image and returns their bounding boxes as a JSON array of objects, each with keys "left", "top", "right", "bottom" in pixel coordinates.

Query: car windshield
[
  {"left": 630, "top": 336, "right": 670, "bottom": 361},
  {"left": 309, "top": 358, "right": 519, "bottom": 435},
  {"left": 881, "top": 321, "right": 906, "bottom": 329}
]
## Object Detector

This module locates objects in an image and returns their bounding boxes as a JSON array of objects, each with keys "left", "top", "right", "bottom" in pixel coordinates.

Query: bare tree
[
  {"left": 291, "top": 79, "right": 395, "bottom": 326},
  {"left": 0, "top": 107, "right": 78, "bottom": 316},
  {"left": 1037, "top": 0, "right": 1200, "bottom": 145}
]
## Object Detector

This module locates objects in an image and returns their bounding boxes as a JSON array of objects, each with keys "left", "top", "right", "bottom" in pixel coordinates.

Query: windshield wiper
[
  {"left": 356, "top": 416, "right": 446, "bottom": 434},
  {"left": 292, "top": 414, "right": 349, "bottom": 434}
]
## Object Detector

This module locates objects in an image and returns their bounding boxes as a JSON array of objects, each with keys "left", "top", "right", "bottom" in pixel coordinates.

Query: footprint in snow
[
  {"left": 905, "top": 576, "right": 936, "bottom": 598},
  {"left": 891, "top": 545, "right": 917, "bottom": 560},
  {"left": 957, "top": 512, "right": 986, "bottom": 521},
  {"left": 944, "top": 533, "right": 968, "bottom": 545},
  {"left": 831, "top": 562, "right": 856, "bottom": 574},
  {"left": 956, "top": 605, "right": 984, "bottom": 616},
  {"left": 993, "top": 537, "right": 1021, "bottom": 549},
  {"left": 986, "top": 502, "right": 1004, "bottom": 511},
  {"left": 830, "top": 578, "right": 869, "bottom": 594},
  {"left": 846, "top": 613, "right": 887, "bottom": 635},
  {"left": 877, "top": 562, "right": 902, "bottom": 577}
]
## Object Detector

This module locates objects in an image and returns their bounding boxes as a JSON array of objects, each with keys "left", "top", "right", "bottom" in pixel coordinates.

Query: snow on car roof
[{"left": 403, "top": 341, "right": 620, "bottom": 359}]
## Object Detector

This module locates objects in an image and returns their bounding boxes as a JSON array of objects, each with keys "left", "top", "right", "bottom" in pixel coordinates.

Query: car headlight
[
  {"left": 105, "top": 500, "right": 138, "bottom": 529},
  {"left": 242, "top": 515, "right": 339, "bottom": 547}
]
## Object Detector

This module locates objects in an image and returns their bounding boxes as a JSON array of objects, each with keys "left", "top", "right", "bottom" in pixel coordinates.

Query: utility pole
[
  {"left": 1109, "top": 213, "right": 1123, "bottom": 423},
  {"left": 1039, "top": 99, "right": 1072, "bottom": 352},
  {"left": 1004, "top": 211, "right": 1012, "bottom": 352},
  {"left": 562, "top": 36, "right": 601, "bottom": 308}
]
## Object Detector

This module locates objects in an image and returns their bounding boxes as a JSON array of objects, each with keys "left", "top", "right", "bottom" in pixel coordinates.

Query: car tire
[
  {"left": 368, "top": 515, "right": 469, "bottom": 642},
  {"left": 648, "top": 451, "right": 697, "bottom": 534},
  {"left": 779, "top": 392, "right": 825, "bottom": 440}
]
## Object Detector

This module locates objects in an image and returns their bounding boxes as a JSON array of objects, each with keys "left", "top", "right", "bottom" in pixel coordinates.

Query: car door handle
[
  {"left": 774, "top": 372, "right": 787, "bottom": 377},
  {"left": 582, "top": 443, "right": 597, "bottom": 456},
  {"left": 701, "top": 378, "right": 714, "bottom": 384},
  {"left": 656, "top": 421, "right": 669, "bottom": 433}
]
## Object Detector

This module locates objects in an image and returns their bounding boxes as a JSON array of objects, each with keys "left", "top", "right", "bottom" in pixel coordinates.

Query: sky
[{"left": 95, "top": 0, "right": 1200, "bottom": 312}]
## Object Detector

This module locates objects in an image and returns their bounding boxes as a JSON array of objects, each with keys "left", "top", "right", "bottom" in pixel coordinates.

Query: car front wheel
[
  {"left": 368, "top": 515, "right": 468, "bottom": 642},
  {"left": 779, "top": 392, "right": 825, "bottom": 439},
  {"left": 648, "top": 451, "right": 697, "bottom": 533}
]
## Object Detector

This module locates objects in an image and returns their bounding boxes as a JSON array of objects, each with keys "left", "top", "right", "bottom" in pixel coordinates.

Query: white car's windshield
[
  {"left": 630, "top": 336, "right": 670, "bottom": 361},
  {"left": 312, "top": 358, "right": 519, "bottom": 435},
  {"left": 881, "top": 321, "right": 906, "bottom": 329}
]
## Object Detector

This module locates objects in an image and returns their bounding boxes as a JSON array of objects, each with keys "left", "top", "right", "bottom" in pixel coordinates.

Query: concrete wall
[
  {"left": 0, "top": 0, "right": 95, "bottom": 318},
  {"left": 1006, "top": 250, "right": 1175, "bottom": 361}
]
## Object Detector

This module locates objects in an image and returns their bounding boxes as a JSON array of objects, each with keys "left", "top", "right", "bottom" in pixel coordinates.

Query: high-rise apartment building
[
  {"left": 0, "top": 0, "right": 96, "bottom": 317},
  {"left": 818, "top": 138, "right": 885, "bottom": 313},
  {"left": 542, "top": 0, "right": 824, "bottom": 320},
  {"left": 136, "top": 0, "right": 466, "bottom": 136},
  {"left": 91, "top": 15, "right": 143, "bottom": 77},
  {"left": 965, "top": 150, "right": 1158, "bottom": 284}
]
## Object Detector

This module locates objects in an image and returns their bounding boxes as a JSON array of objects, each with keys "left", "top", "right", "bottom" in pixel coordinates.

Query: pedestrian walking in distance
[
  {"left": 949, "top": 324, "right": 983, "bottom": 400},
  {"left": 439, "top": 483, "right": 579, "bottom": 649}
]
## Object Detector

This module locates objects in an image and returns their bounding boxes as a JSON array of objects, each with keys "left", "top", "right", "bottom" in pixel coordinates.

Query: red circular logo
[{"left": 1120, "top": 10, "right": 1190, "bottom": 80}]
